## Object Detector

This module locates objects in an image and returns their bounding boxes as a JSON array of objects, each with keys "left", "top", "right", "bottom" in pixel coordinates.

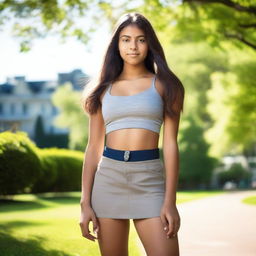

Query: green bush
[
  {"left": 0, "top": 131, "right": 41, "bottom": 195},
  {"left": 32, "top": 148, "right": 84, "bottom": 193},
  {"left": 30, "top": 149, "right": 58, "bottom": 193},
  {"left": 0, "top": 131, "right": 85, "bottom": 195},
  {"left": 218, "top": 163, "right": 252, "bottom": 186}
]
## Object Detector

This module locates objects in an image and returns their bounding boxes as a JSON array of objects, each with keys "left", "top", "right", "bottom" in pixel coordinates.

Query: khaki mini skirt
[{"left": 91, "top": 155, "right": 166, "bottom": 219}]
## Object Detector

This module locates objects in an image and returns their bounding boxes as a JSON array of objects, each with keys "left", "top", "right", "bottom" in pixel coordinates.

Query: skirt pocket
[{"left": 142, "top": 159, "right": 164, "bottom": 175}]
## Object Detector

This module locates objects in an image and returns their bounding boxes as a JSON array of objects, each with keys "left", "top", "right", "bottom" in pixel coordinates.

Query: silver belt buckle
[{"left": 124, "top": 150, "right": 130, "bottom": 161}]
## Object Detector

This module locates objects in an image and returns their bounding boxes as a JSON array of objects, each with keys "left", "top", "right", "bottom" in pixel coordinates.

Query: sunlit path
[{"left": 178, "top": 190, "right": 256, "bottom": 256}]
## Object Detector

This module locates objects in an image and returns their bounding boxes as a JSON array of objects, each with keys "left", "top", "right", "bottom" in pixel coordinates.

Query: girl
[{"left": 79, "top": 12, "right": 185, "bottom": 256}]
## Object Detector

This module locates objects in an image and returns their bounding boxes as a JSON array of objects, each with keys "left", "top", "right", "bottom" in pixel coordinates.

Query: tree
[
  {"left": 163, "top": 42, "right": 229, "bottom": 121},
  {"left": 178, "top": 116, "right": 218, "bottom": 189},
  {"left": 0, "top": 0, "right": 111, "bottom": 51},
  {"left": 205, "top": 47, "right": 256, "bottom": 158},
  {"left": 181, "top": 0, "right": 256, "bottom": 50},
  {"left": 51, "top": 82, "right": 88, "bottom": 151},
  {"left": 34, "top": 114, "right": 45, "bottom": 147},
  {"left": 229, "top": 60, "right": 256, "bottom": 150}
]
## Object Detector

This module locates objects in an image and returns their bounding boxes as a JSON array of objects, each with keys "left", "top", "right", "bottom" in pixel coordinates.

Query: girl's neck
[{"left": 120, "top": 64, "right": 151, "bottom": 80}]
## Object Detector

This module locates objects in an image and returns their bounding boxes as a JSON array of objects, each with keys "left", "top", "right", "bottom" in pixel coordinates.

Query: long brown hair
[{"left": 81, "top": 12, "right": 185, "bottom": 118}]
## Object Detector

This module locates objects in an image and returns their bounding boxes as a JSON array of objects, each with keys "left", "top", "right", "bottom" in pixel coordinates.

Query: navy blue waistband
[{"left": 103, "top": 146, "right": 160, "bottom": 162}]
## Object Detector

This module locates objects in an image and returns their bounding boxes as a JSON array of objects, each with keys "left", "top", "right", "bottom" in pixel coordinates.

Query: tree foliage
[
  {"left": 34, "top": 114, "right": 45, "bottom": 147},
  {"left": 0, "top": 0, "right": 104, "bottom": 51},
  {"left": 1, "top": 0, "right": 255, "bottom": 50},
  {"left": 205, "top": 46, "right": 256, "bottom": 157},
  {"left": 181, "top": 0, "right": 256, "bottom": 50},
  {"left": 51, "top": 82, "right": 88, "bottom": 151},
  {"left": 178, "top": 116, "right": 218, "bottom": 189}
]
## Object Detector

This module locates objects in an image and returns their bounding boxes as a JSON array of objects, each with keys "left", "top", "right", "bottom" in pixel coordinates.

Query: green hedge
[
  {"left": 0, "top": 131, "right": 84, "bottom": 196},
  {"left": 32, "top": 148, "right": 84, "bottom": 193},
  {"left": 0, "top": 131, "right": 41, "bottom": 195}
]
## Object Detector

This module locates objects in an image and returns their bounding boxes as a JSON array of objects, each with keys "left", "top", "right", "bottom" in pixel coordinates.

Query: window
[
  {"left": 23, "top": 103, "right": 28, "bottom": 114},
  {"left": 10, "top": 103, "right": 15, "bottom": 115}
]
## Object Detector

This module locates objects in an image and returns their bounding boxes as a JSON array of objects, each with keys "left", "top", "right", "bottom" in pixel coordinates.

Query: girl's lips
[{"left": 127, "top": 53, "right": 139, "bottom": 57}]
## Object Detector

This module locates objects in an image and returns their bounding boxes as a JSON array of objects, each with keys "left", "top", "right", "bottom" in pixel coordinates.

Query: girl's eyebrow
[{"left": 120, "top": 35, "right": 145, "bottom": 38}]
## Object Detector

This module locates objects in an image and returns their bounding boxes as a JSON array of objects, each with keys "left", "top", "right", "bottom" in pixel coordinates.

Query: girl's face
[{"left": 118, "top": 25, "right": 148, "bottom": 65}]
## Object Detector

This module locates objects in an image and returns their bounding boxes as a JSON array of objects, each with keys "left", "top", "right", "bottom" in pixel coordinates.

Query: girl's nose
[{"left": 130, "top": 41, "right": 137, "bottom": 50}]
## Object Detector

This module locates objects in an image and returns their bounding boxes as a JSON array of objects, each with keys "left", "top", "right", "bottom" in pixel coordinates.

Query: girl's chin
[
  {"left": 123, "top": 58, "right": 146, "bottom": 65},
  {"left": 124, "top": 61, "right": 145, "bottom": 66}
]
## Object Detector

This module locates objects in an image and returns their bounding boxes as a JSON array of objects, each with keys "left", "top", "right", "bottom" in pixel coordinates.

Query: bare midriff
[{"left": 105, "top": 128, "right": 159, "bottom": 151}]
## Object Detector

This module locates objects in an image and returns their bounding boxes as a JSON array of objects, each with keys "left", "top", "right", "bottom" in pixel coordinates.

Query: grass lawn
[
  {"left": 242, "top": 195, "right": 256, "bottom": 205},
  {"left": 0, "top": 190, "right": 225, "bottom": 256}
]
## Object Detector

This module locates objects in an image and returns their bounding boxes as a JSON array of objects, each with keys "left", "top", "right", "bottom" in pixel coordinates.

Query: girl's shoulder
[
  {"left": 155, "top": 77, "right": 165, "bottom": 100},
  {"left": 99, "top": 87, "right": 109, "bottom": 104}
]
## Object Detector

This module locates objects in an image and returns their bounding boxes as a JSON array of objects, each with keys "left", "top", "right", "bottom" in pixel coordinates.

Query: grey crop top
[{"left": 102, "top": 75, "right": 164, "bottom": 135}]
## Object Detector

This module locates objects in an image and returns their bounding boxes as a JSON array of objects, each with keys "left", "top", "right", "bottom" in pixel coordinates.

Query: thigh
[
  {"left": 97, "top": 218, "right": 130, "bottom": 256},
  {"left": 133, "top": 217, "right": 179, "bottom": 256}
]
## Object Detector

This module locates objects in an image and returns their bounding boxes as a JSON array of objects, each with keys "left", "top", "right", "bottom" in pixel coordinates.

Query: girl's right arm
[{"left": 79, "top": 106, "right": 105, "bottom": 241}]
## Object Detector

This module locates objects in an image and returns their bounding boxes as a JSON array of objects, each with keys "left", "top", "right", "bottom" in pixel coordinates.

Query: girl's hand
[
  {"left": 160, "top": 203, "right": 181, "bottom": 239},
  {"left": 79, "top": 204, "right": 99, "bottom": 242}
]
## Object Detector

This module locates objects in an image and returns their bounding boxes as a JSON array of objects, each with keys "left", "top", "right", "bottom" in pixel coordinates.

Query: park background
[{"left": 0, "top": 0, "right": 256, "bottom": 255}]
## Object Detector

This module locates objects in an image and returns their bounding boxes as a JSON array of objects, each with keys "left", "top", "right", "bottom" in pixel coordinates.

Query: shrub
[
  {"left": 32, "top": 148, "right": 84, "bottom": 193},
  {"left": 0, "top": 131, "right": 85, "bottom": 195},
  {"left": 0, "top": 131, "right": 41, "bottom": 195},
  {"left": 218, "top": 163, "right": 252, "bottom": 186},
  {"left": 30, "top": 149, "right": 58, "bottom": 193}
]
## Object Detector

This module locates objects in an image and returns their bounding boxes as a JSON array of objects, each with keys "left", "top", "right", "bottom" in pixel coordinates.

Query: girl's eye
[{"left": 121, "top": 38, "right": 146, "bottom": 43}]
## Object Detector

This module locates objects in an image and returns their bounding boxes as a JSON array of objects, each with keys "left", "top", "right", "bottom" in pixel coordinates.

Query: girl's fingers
[
  {"left": 84, "top": 231, "right": 98, "bottom": 241},
  {"left": 92, "top": 215, "right": 99, "bottom": 234},
  {"left": 161, "top": 213, "right": 180, "bottom": 239},
  {"left": 167, "top": 220, "right": 175, "bottom": 237},
  {"left": 160, "top": 214, "right": 169, "bottom": 233},
  {"left": 79, "top": 221, "right": 98, "bottom": 241},
  {"left": 170, "top": 219, "right": 180, "bottom": 238}
]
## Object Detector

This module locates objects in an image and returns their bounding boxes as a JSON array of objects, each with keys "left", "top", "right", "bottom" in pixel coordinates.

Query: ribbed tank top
[{"left": 102, "top": 75, "right": 164, "bottom": 135}]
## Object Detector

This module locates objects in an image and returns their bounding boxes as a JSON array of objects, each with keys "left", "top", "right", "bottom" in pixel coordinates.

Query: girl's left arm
[
  {"left": 162, "top": 110, "right": 180, "bottom": 206},
  {"left": 160, "top": 109, "right": 181, "bottom": 238}
]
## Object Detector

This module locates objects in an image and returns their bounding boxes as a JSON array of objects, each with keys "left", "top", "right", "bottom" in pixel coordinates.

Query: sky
[{"left": 0, "top": 23, "right": 110, "bottom": 83}]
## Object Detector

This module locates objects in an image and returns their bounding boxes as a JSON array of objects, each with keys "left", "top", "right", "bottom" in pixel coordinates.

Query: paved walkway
[{"left": 177, "top": 190, "right": 256, "bottom": 256}]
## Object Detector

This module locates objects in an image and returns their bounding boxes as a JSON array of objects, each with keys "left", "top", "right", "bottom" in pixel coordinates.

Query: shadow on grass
[
  {"left": 0, "top": 229, "right": 72, "bottom": 256},
  {"left": 0, "top": 199, "right": 47, "bottom": 212},
  {"left": 35, "top": 195, "right": 81, "bottom": 205},
  {"left": 0, "top": 192, "right": 81, "bottom": 212},
  {"left": 0, "top": 221, "right": 46, "bottom": 231}
]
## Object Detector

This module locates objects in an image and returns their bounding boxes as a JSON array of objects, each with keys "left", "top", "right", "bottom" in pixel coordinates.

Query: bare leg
[
  {"left": 133, "top": 217, "right": 179, "bottom": 256},
  {"left": 97, "top": 218, "right": 130, "bottom": 256}
]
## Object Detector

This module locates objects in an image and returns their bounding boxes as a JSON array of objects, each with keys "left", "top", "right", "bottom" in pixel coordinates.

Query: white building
[{"left": 0, "top": 69, "right": 86, "bottom": 141}]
